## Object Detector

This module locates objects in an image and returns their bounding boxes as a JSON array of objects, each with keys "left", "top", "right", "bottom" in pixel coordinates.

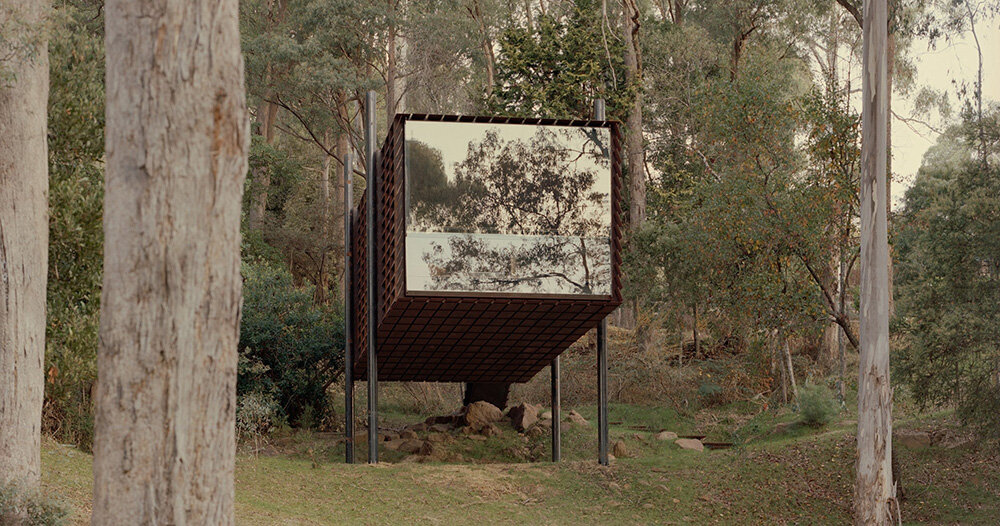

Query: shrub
[
  {"left": 798, "top": 383, "right": 839, "bottom": 427},
  {"left": 0, "top": 483, "right": 69, "bottom": 526},
  {"left": 239, "top": 261, "right": 344, "bottom": 429},
  {"left": 236, "top": 391, "right": 282, "bottom": 442}
]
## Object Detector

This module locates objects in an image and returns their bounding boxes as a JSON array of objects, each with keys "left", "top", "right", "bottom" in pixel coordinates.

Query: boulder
[
  {"left": 540, "top": 411, "right": 553, "bottom": 420},
  {"left": 385, "top": 438, "right": 425, "bottom": 454},
  {"left": 408, "top": 423, "right": 428, "bottom": 433},
  {"left": 399, "top": 429, "right": 419, "bottom": 440},
  {"left": 508, "top": 403, "right": 539, "bottom": 432},
  {"left": 429, "top": 423, "right": 452, "bottom": 433},
  {"left": 654, "top": 431, "right": 678, "bottom": 441},
  {"left": 534, "top": 419, "right": 552, "bottom": 430},
  {"left": 675, "top": 438, "right": 704, "bottom": 452},
  {"left": 426, "top": 432, "right": 449, "bottom": 443},
  {"left": 419, "top": 440, "right": 436, "bottom": 456},
  {"left": 612, "top": 440, "right": 628, "bottom": 458},
  {"left": 566, "top": 410, "right": 589, "bottom": 427},
  {"left": 461, "top": 401, "right": 504, "bottom": 428},
  {"left": 895, "top": 429, "right": 932, "bottom": 449}
]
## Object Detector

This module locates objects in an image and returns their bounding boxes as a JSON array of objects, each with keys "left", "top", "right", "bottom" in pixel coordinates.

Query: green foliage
[
  {"left": 488, "top": 0, "right": 629, "bottom": 119},
  {"left": 0, "top": 483, "right": 69, "bottom": 526},
  {"left": 239, "top": 261, "right": 345, "bottom": 429},
  {"left": 797, "top": 383, "right": 839, "bottom": 427},
  {"left": 43, "top": 1, "right": 105, "bottom": 450},
  {"left": 894, "top": 108, "right": 1000, "bottom": 443}
]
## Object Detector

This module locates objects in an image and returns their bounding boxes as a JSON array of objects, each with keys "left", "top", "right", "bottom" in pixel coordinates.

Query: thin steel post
[
  {"left": 597, "top": 319, "right": 609, "bottom": 465},
  {"left": 593, "top": 99, "right": 606, "bottom": 121},
  {"left": 343, "top": 153, "right": 355, "bottom": 464},
  {"left": 364, "top": 90, "right": 379, "bottom": 464},
  {"left": 550, "top": 357, "right": 561, "bottom": 462},
  {"left": 593, "top": 97, "right": 609, "bottom": 466}
]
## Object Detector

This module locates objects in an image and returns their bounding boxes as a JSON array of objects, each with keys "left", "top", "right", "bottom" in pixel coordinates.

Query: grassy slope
[{"left": 42, "top": 406, "right": 998, "bottom": 525}]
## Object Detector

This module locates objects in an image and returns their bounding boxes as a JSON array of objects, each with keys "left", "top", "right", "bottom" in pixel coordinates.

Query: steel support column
[
  {"left": 597, "top": 319, "right": 609, "bottom": 465},
  {"left": 344, "top": 153, "right": 355, "bottom": 464},
  {"left": 592, "top": 98, "right": 610, "bottom": 466},
  {"left": 550, "top": 357, "right": 561, "bottom": 462},
  {"left": 364, "top": 90, "right": 379, "bottom": 464}
]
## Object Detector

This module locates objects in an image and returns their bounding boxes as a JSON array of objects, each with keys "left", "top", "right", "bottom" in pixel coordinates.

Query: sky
[{"left": 882, "top": 12, "right": 999, "bottom": 208}]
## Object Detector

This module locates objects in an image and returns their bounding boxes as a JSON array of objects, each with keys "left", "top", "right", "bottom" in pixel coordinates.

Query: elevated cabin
[{"left": 351, "top": 114, "right": 622, "bottom": 383}]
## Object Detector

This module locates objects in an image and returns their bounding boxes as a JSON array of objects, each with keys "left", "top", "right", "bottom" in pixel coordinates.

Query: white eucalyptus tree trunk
[
  {"left": 0, "top": 0, "right": 49, "bottom": 491},
  {"left": 92, "top": 0, "right": 248, "bottom": 522},
  {"left": 856, "top": 0, "right": 895, "bottom": 522}
]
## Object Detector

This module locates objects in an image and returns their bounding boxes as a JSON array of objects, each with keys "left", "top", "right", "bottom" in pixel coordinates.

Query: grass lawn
[{"left": 41, "top": 405, "right": 998, "bottom": 525}]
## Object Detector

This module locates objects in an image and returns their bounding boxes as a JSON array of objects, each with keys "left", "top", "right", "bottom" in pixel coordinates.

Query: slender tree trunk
[
  {"left": 692, "top": 304, "right": 699, "bottom": 358},
  {"left": 93, "top": 0, "right": 249, "bottom": 522},
  {"left": 838, "top": 242, "right": 848, "bottom": 402},
  {"left": 0, "top": 0, "right": 48, "bottom": 491},
  {"left": 386, "top": 18, "right": 398, "bottom": 132},
  {"left": 856, "top": 0, "right": 895, "bottom": 522},
  {"left": 336, "top": 94, "right": 351, "bottom": 302},
  {"left": 783, "top": 336, "right": 798, "bottom": 401},
  {"left": 316, "top": 129, "right": 333, "bottom": 304},
  {"left": 248, "top": 96, "right": 277, "bottom": 231}
]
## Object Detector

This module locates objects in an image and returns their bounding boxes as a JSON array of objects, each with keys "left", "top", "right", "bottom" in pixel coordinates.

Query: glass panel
[{"left": 404, "top": 120, "right": 612, "bottom": 295}]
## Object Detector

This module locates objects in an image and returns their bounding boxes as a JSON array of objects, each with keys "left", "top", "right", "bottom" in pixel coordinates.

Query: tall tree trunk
[
  {"left": 0, "top": 0, "right": 48, "bottom": 491},
  {"left": 623, "top": 0, "right": 645, "bottom": 233},
  {"left": 93, "top": 0, "right": 249, "bottom": 522},
  {"left": 856, "top": 0, "right": 895, "bottom": 522}
]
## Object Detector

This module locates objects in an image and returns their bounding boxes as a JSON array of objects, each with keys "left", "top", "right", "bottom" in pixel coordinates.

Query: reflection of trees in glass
[
  {"left": 406, "top": 125, "right": 612, "bottom": 295},
  {"left": 420, "top": 234, "right": 611, "bottom": 294}
]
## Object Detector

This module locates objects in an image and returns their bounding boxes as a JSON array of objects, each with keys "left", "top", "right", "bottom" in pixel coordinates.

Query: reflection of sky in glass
[{"left": 403, "top": 120, "right": 613, "bottom": 296}]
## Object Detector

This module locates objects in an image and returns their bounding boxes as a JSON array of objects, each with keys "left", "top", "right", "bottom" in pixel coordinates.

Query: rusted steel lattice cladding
[{"left": 352, "top": 114, "right": 623, "bottom": 383}]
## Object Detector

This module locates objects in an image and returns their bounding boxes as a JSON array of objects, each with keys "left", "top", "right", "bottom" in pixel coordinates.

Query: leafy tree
[
  {"left": 43, "top": 0, "right": 105, "bottom": 450},
  {"left": 894, "top": 109, "right": 1000, "bottom": 442},
  {"left": 239, "top": 261, "right": 345, "bottom": 428}
]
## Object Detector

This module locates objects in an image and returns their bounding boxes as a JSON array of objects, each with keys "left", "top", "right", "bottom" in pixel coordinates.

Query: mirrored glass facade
[{"left": 404, "top": 121, "right": 613, "bottom": 295}]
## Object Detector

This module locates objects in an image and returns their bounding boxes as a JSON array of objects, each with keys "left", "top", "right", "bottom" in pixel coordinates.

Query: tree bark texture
[
  {"left": 0, "top": 0, "right": 49, "bottom": 490},
  {"left": 93, "top": 0, "right": 249, "bottom": 522},
  {"left": 855, "top": 0, "right": 895, "bottom": 523}
]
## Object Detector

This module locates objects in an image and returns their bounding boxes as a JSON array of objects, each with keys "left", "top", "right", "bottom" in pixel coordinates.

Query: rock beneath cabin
[
  {"left": 613, "top": 440, "right": 628, "bottom": 458},
  {"left": 399, "top": 429, "right": 419, "bottom": 440},
  {"left": 508, "top": 403, "right": 539, "bottom": 432},
  {"left": 461, "top": 401, "right": 504, "bottom": 428},
  {"left": 654, "top": 431, "right": 678, "bottom": 441},
  {"left": 540, "top": 410, "right": 553, "bottom": 420},
  {"left": 408, "top": 423, "right": 428, "bottom": 433},
  {"left": 895, "top": 429, "right": 932, "bottom": 449},
  {"left": 386, "top": 438, "right": 425, "bottom": 454},
  {"left": 566, "top": 410, "right": 589, "bottom": 427},
  {"left": 675, "top": 438, "right": 704, "bottom": 452},
  {"left": 429, "top": 423, "right": 452, "bottom": 433}
]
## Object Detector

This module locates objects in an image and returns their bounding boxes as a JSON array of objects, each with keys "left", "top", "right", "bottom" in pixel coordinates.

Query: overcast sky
[{"left": 881, "top": 14, "right": 999, "bottom": 208}]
